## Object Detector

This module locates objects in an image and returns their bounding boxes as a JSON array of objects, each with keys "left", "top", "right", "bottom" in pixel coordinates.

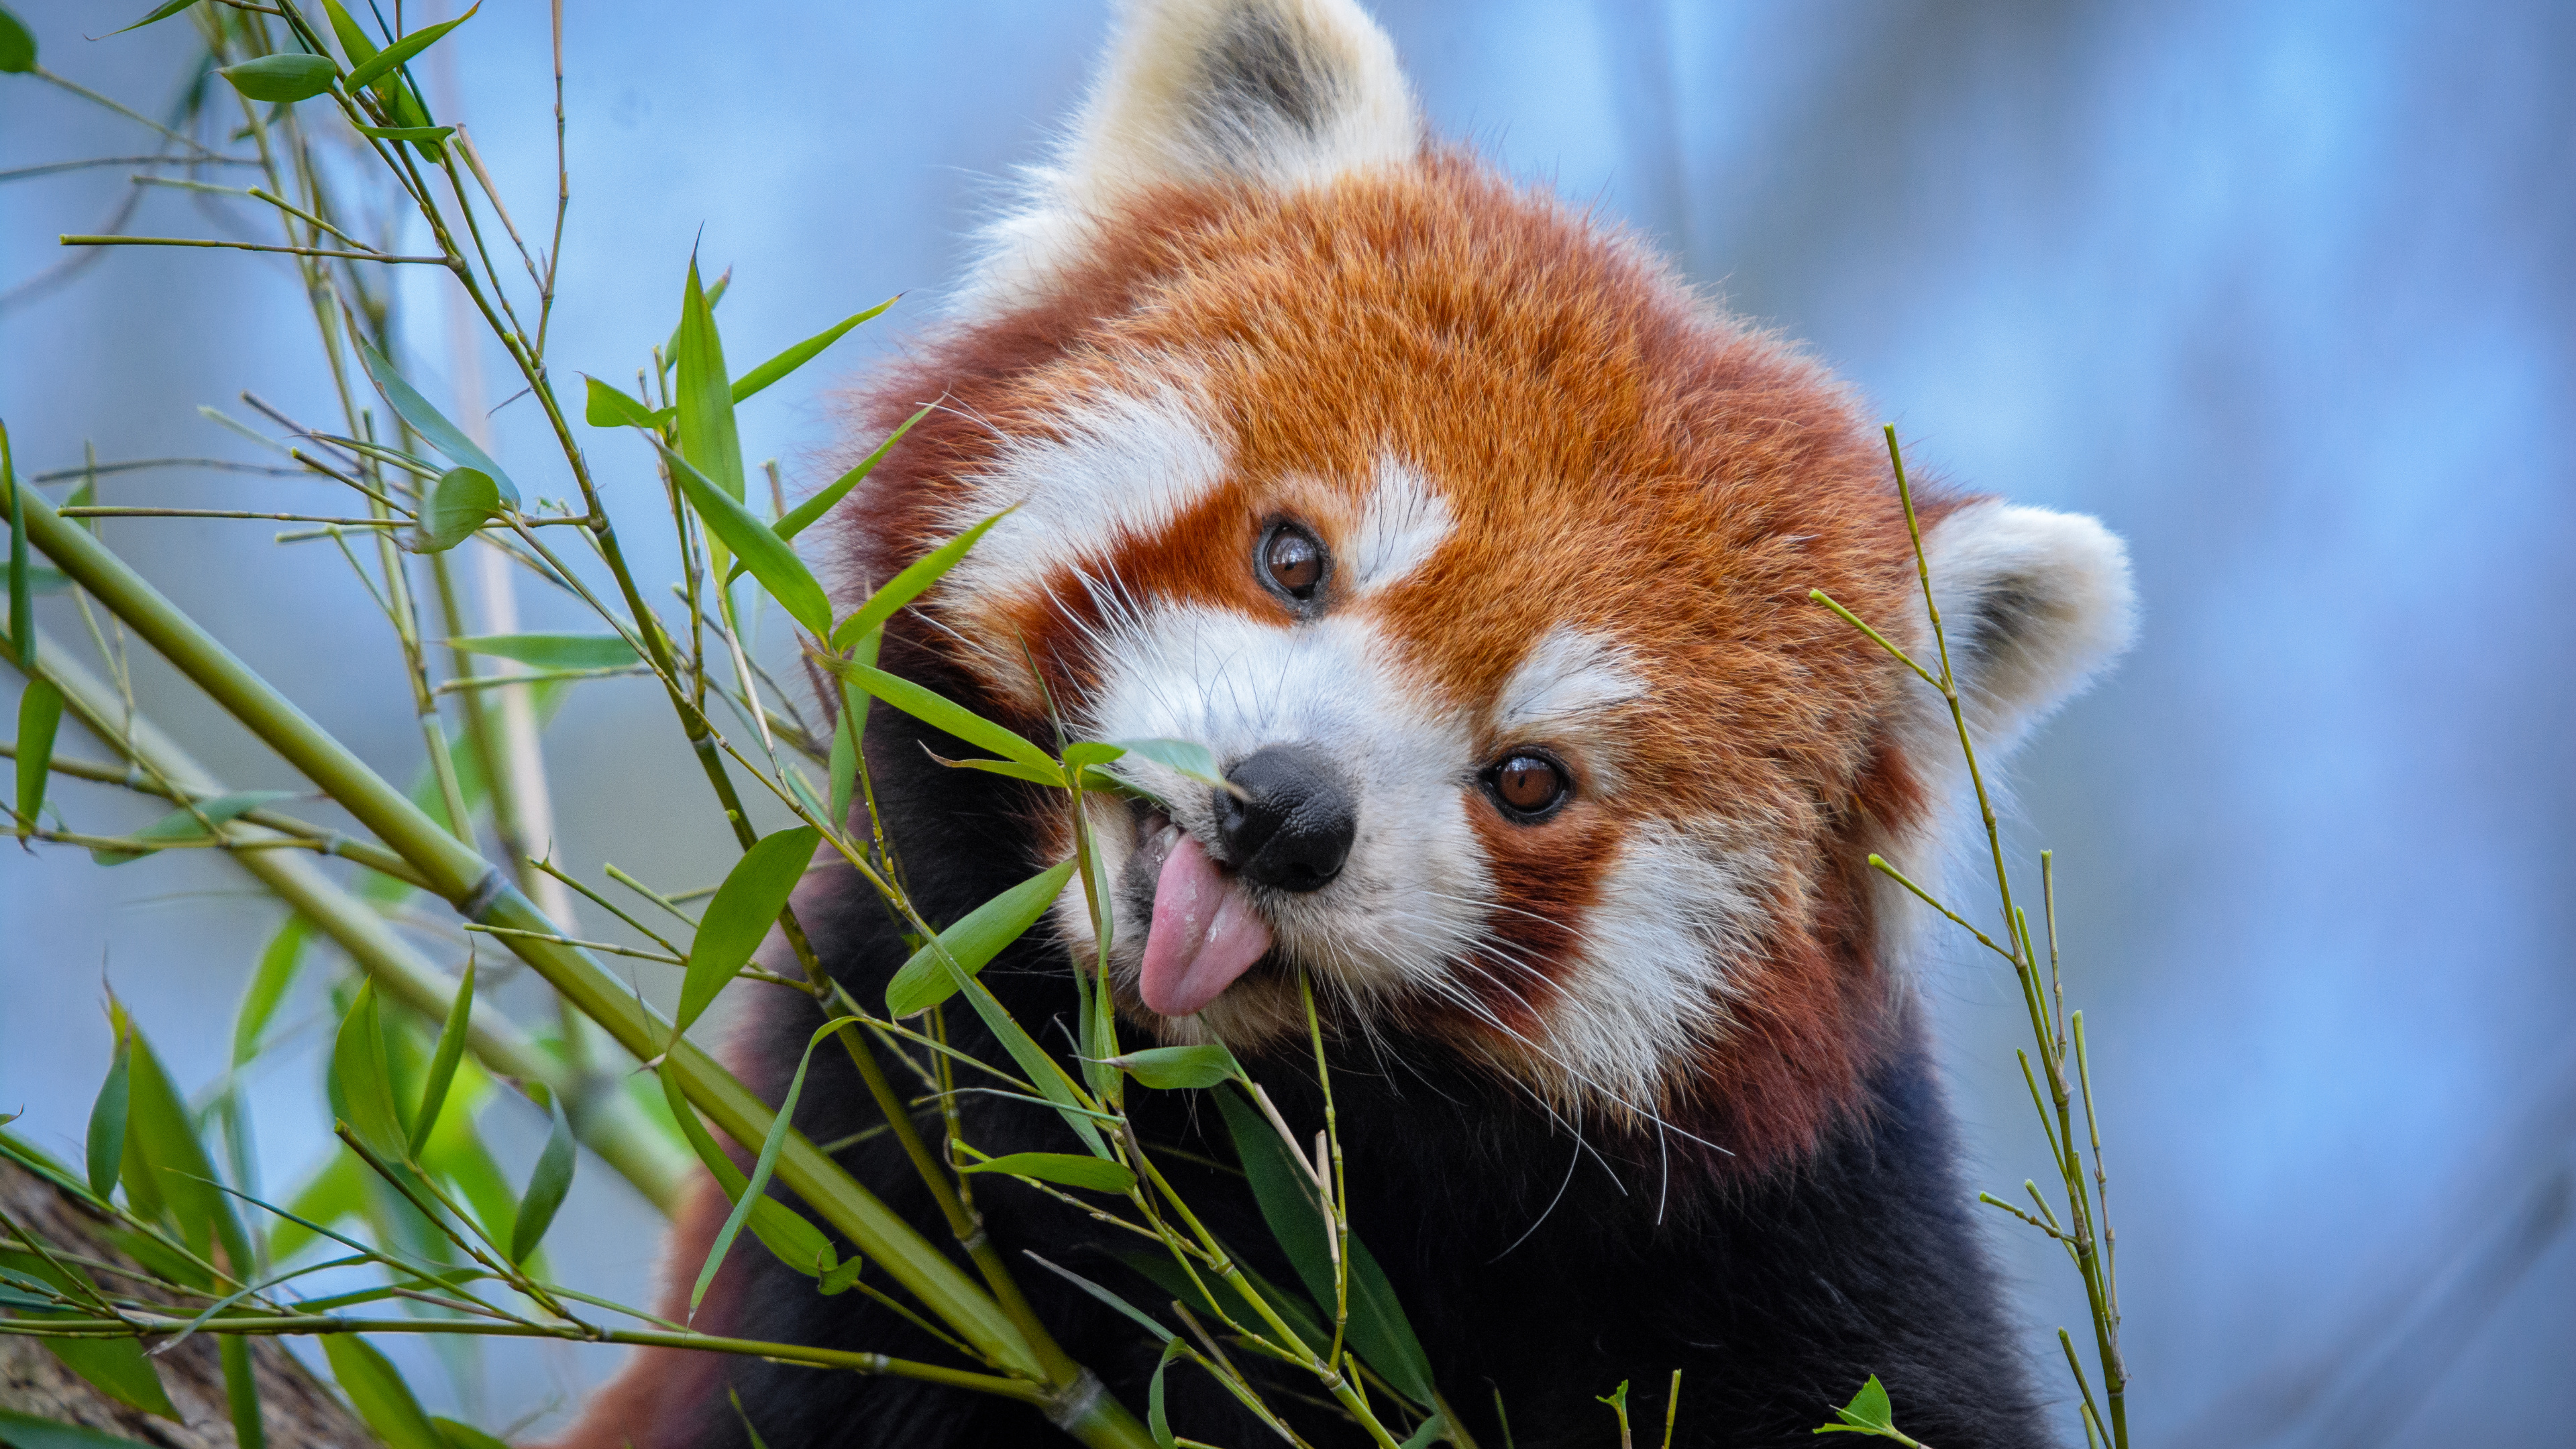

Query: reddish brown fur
[{"left": 830, "top": 150, "right": 1942, "bottom": 1173}]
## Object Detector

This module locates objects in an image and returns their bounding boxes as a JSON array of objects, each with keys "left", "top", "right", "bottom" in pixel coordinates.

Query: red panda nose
[{"left": 1216, "top": 745, "right": 1357, "bottom": 894}]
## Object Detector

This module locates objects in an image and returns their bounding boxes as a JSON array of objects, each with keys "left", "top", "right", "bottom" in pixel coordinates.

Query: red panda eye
[
  {"left": 1262, "top": 525, "right": 1326, "bottom": 601},
  {"left": 1486, "top": 752, "right": 1570, "bottom": 818}
]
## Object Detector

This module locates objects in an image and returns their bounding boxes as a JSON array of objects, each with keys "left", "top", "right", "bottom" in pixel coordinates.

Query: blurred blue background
[{"left": 5, "top": 3, "right": 2571, "bottom": 1444}]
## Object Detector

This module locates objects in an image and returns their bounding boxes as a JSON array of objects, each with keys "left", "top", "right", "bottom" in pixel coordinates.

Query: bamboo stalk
[{"left": 7, "top": 472, "right": 1152, "bottom": 1449}]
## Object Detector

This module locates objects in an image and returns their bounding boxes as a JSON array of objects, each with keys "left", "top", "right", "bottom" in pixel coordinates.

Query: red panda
[{"left": 565, "top": 1, "right": 2136, "bottom": 1446}]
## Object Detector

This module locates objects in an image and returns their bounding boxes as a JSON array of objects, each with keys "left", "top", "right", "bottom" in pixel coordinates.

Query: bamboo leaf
[
  {"left": 1815, "top": 1376, "right": 1900, "bottom": 1438},
  {"left": 582, "top": 375, "right": 657, "bottom": 429},
  {"left": 431, "top": 1417, "right": 511, "bottom": 1449},
  {"left": 105, "top": 0, "right": 202, "bottom": 38},
  {"left": 1213, "top": 1085, "right": 1437, "bottom": 1407},
  {"left": 7, "top": 425, "right": 28, "bottom": 667},
  {"left": 91, "top": 789, "right": 292, "bottom": 865},
  {"left": 317, "top": 0, "right": 378, "bottom": 68},
  {"left": 930, "top": 755, "right": 1068, "bottom": 788},
  {"left": 83, "top": 1036, "right": 130, "bottom": 1201},
  {"left": 232, "top": 913, "right": 312, "bottom": 1065},
  {"left": 1107, "top": 737, "right": 1230, "bottom": 792},
  {"left": 343, "top": 3, "right": 477, "bottom": 91},
  {"left": 730, "top": 298, "right": 895, "bottom": 407},
  {"left": 1104, "top": 1044, "right": 1243, "bottom": 1091},
  {"left": 826, "top": 657, "right": 1057, "bottom": 776},
  {"left": 330, "top": 982, "right": 409, "bottom": 1163},
  {"left": 506, "top": 1098, "right": 574, "bottom": 1264},
  {"left": 727, "top": 401, "right": 933, "bottom": 586},
  {"left": 957, "top": 1152, "right": 1135, "bottom": 1194},
  {"left": 354, "top": 123, "right": 455, "bottom": 144},
  {"left": 217, "top": 53, "right": 338, "bottom": 103},
  {"left": 690, "top": 1016, "right": 857, "bottom": 1314},
  {"left": 406, "top": 957, "right": 474, "bottom": 1159},
  {"left": 14, "top": 678, "right": 62, "bottom": 827},
  {"left": 406, "top": 467, "right": 502, "bottom": 553},
  {"left": 0, "top": 1409, "right": 154, "bottom": 1449},
  {"left": 447, "top": 633, "right": 637, "bottom": 670},
  {"left": 652, "top": 439, "right": 832, "bottom": 638},
  {"left": 219, "top": 1338, "right": 262, "bottom": 1449},
  {"left": 117, "top": 1015, "right": 252, "bottom": 1271},
  {"left": 28, "top": 1342, "right": 175, "bottom": 1424},
  {"left": 678, "top": 826, "right": 820, "bottom": 1034},
  {"left": 267, "top": 1150, "right": 366, "bottom": 1265},
  {"left": 322, "top": 1335, "right": 444, "bottom": 1449},
  {"left": 1147, "top": 1336, "right": 1185, "bottom": 1449},
  {"left": 353, "top": 338, "right": 519, "bottom": 502},
  {"left": 674, "top": 256, "right": 744, "bottom": 502},
  {"left": 657, "top": 1069, "right": 837, "bottom": 1279},
  {"left": 0, "top": 7, "right": 32, "bottom": 75},
  {"left": 816, "top": 1251, "right": 863, "bottom": 1295},
  {"left": 827, "top": 508, "right": 1007, "bottom": 651},
  {"left": 883, "top": 859, "right": 1077, "bottom": 1016}
]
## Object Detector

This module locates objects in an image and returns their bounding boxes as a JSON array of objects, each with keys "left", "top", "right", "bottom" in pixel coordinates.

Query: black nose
[{"left": 1216, "top": 744, "right": 1357, "bottom": 893}]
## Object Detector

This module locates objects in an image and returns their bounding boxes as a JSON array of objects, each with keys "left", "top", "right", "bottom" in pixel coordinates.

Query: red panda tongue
[{"left": 1138, "top": 833, "right": 1273, "bottom": 1017}]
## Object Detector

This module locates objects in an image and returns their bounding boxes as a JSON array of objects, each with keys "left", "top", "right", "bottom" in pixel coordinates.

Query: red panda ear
[
  {"left": 963, "top": 0, "right": 1421, "bottom": 311},
  {"left": 1916, "top": 502, "right": 2138, "bottom": 756}
]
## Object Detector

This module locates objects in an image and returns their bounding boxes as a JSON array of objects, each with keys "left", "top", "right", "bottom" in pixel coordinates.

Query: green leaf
[
  {"left": 219, "top": 1337, "right": 263, "bottom": 1449},
  {"left": 652, "top": 439, "right": 832, "bottom": 638},
  {"left": 90, "top": 788, "right": 290, "bottom": 865},
  {"left": 828, "top": 508, "right": 1008, "bottom": 651},
  {"left": 353, "top": 338, "right": 519, "bottom": 503},
  {"left": 674, "top": 256, "right": 745, "bottom": 505},
  {"left": 816, "top": 1252, "right": 863, "bottom": 1295},
  {"left": 582, "top": 375, "right": 658, "bottom": 429},
  {"left": 353, "top": 123, "right": 455, "bottom": 143},
  {"left": 84, "top": 1036, "right": 130, "bottom": 1201},
  {"left": 407, "top": 957, "right": 474, "bottom": 1159},
  {"left": 506, "top": 1098, "right": 574, "bottom": 1264},
  {"left": 318, "top": 0, "right": 378, "bottom": 68},
  {"left": 729, "top": 402, "right": 934, "bottom": 587},
  {"left": 730, "top": 297, "right": 896, "bottom": 407},
  {"left": 826, "top": 694, "right": 859, "bottom": 828},
  {"left": 322, "top": 1335, "right": 443, "bottom": 1449},
  {"left": 690, "top": 1016, "right": 857, "bottom": 1314},
  {"left": 118, "top": 1016, "right": 250, "bottom": 1270},
  {"left": 105, "top": 0, "right": 201, "bottom": 38},
  {"left": 957, "top": 1152, "right": 1134, "bottom": 1194},
  {"left": 1146, "top": 1335, "right": 1185, "bottom": 1449},
  {"left": 659, "top": 1069, "right": 837, "bottom": 1279},
  {"left": 382, "top": 78, "right": 445, "bottom": 159},
  {"left": 217, "top": 53, "right": 338, "bottom": 103},
  {"left": 15, "top": 678, "right": 62, "bottom": 827},
  {"left": 447, "top": 633, "right": 637, "bottom": 670},
  {"left": 930, "top": 755, "right": 1068, "bottom": 788},
  {"left": 884, "top": 859, "right": 1077, "bottom": 1016},
  {"left": 406, "top": 466, "right": 503, "bottom": 553},
  {"left": 1213, "top": 1085, "right": 1438, "bottom": 1407},
  {"left": 431, "top": 1418, "right": 511, "bottom": 1449},
  {"left": 1107, "top": 737, "right": 1232, "bottom": 792},
  {"left": 677, "top": 825, "right": 821, "bottom": 1034},
  {"left": 232, "top": 914, "right": 313, "bottom": 1065},
  {"left": 7, "top": 426, "right": 29, "bottom": 668},
  {"left": 0, "top": 6, "right": 34, "bottom": 76},
  {"left": 1105, "top": 1044, "right": 1242, "bottom": 1091},
  {"left": 827, "top": 657, "right": 1057, "bottom": 777},
  {"left": 1814, "top": 1376, "right": 1904, "bottom": 1438},
  {"left": 0, "top": 1408, "right": 157, "bottom": 1448},
  {"left": 330, "top": 981, "right": 408, "bottom": 1162},
  {"left": 343, "top": 2, "right": 476, "bottom": 91},
  {"left": 1396, "top": 1412, "right": 1448, "bottom": 1449}
]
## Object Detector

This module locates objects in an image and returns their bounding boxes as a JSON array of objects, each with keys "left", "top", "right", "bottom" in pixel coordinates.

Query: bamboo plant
[{"left": 0, "top": 5, "right": 2127, "bottom": 1448}]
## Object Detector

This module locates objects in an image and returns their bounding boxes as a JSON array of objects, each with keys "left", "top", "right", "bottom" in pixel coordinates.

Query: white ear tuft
[
  {"left": 965, "top": 0, "right": 1419, "bottom": 311},
  {"left": 1920, "top": 502, "right": 2137, "bottom": 754}
]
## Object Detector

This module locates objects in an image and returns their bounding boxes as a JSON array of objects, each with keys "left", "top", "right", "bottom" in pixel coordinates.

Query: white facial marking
[
  {"left": 1529, "top": 820, "right": 1772, "bottom": 1111},
  {"left": 1495, "top": 625, "right": 1646, "bottom": 730},
  {"left": 1065, "top": 602, "right": 1490, "bottom": 1016},
  {"left": 944, "top": 382, "right": 1228, "bottom": 607},
  {"left": 1346, "top": 457, "right": 1453, "bottom": 595}
]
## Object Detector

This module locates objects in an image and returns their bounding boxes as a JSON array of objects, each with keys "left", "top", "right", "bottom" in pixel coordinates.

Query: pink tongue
[{"left": 1138, "top": 833, "right": 1273, "bottom": 1016}]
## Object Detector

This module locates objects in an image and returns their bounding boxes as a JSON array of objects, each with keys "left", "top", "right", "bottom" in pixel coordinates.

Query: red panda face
[{"left": 840, "top": 0, "right": 2135, "bottom": 1161}]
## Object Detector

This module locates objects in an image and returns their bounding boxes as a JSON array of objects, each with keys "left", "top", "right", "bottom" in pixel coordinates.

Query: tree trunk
[{"left": 0, "top": 1158, "right": 380, "bottom": 1448}]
